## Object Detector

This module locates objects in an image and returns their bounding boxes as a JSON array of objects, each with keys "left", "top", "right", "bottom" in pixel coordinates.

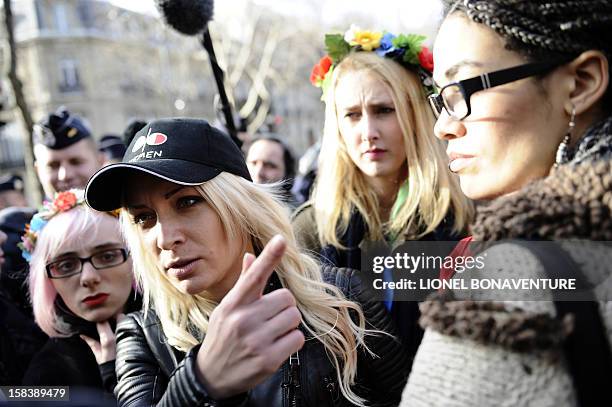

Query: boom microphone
[
  {"left": 155, "top": 0, "right": 241, "bottom": 147},
  {"left": 156, "top": 0, "right": 213, "bottom": 35}
]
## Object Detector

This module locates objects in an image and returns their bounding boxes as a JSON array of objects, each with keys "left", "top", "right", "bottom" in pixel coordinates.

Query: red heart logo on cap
[{"left": 147, "top": 132, "right": 168, "bottom": 146}]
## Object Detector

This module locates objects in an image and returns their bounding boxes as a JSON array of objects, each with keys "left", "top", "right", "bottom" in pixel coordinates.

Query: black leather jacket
[{"left": 114, "top": 267, "right": 409, "bottom": 406}]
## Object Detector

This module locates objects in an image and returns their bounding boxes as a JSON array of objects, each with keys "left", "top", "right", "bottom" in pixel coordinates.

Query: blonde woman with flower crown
[
  {"left": 293, "top": 27, "right": 473, "bottom": 358},
  {"left": 85, "top": 118, "right": 409, "bottom": 406}
]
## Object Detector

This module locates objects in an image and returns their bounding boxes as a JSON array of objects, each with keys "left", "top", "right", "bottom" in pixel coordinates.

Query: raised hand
[
  {"left": 81, "top": 315, "right": 124, "bottom": 364},
  {"left": 195, "top": 235, "right": 305, "bottom": 399}
]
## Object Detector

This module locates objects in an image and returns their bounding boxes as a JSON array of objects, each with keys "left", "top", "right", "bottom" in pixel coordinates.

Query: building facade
[{"left": 0, "top": 0, "right": 326, "bottom": 177}]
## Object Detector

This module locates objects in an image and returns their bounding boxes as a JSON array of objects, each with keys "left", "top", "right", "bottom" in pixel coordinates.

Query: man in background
[
  {"left": 0, "top": 174, "right": 27, "bottom": 210},
  {"left": 98, "top": 134, "right": 127, "bottom": 165},
  {"left": 33, "top": 107, "right": 104, "bottom": 198},
  {"left": 246, "top": 136, "right": 297, "bottom": 207}
]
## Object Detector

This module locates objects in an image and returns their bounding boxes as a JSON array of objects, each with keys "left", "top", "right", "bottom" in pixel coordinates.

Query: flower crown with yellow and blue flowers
[{"left": 310, "top": 25, "right": 434, "bottom": 100}]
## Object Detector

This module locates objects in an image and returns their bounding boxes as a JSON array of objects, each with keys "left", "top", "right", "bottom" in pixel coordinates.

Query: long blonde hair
[
  {"left": 314, "top": 52, "right": 473, "bottom": 248},
  {"left": 121, "top": 173, "right": 373, "bottom": 405}
]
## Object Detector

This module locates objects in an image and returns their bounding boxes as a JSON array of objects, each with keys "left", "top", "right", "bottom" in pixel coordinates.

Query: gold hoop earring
[{"left": 555, "top": 105, "right": 575, "bottom": 167}]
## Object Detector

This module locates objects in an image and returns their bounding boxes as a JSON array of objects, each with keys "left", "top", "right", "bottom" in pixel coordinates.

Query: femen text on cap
[{"left": 85, "top": 118, "right": 251, "bottom": 211}]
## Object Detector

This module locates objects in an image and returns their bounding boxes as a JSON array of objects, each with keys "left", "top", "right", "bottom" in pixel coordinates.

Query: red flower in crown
[
  {"left": 418, "top": 46, "right": 434, "bottom": 72},
  {"left": 53, "top": 191, "right": 78, "bottom": 212},
  {"left": 310, "top": 55, "right": 333, "bottom": 86}
]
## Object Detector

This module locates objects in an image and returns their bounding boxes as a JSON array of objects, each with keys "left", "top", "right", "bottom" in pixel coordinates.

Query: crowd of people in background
[{"left": 0, "top": 0, "right": 611, "bottom": 406}]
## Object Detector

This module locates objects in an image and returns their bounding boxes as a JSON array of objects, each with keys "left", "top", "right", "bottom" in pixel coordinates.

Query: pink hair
[{"left": 28, "top": 203, "right": 122, "bottom": 337}]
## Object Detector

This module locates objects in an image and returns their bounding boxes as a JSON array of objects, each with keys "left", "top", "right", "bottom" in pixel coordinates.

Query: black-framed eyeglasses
[
  {"left": 428, "top": 59, "right": 570, "bottom": 120},
  {"left": 46, "top": 248, "right": 130, "bottom": 279}
]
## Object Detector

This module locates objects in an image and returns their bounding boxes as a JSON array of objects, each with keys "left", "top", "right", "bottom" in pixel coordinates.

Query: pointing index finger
[{"left": 231, "top": 235, "right": 286, "bottom": 305}]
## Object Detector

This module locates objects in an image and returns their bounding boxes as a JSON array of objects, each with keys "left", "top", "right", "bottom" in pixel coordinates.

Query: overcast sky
[{"left": 108, "top": 0, "right": 444, "bottom": 43}]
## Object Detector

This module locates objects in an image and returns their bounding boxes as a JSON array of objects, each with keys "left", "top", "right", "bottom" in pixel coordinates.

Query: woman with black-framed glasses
[
  {"left": 21, "top": 189, "right": 139, "bottom": 403},
  {"left": 401, "top": 1, "right": 612, "bottom": 406},
  {"left": 428, "top": 59, "right": 572, "bottom": 120},
  {"left": 45, "top": 248, "right": 130, "bottom": 279}
]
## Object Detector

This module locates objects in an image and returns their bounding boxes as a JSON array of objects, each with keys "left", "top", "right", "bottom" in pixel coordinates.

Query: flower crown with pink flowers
[
  {"left": 19, "top": 189, "right": 120, "bottom": 261},
  {"left": 310, "top": 25, "right": 434, "bottom": 100}
]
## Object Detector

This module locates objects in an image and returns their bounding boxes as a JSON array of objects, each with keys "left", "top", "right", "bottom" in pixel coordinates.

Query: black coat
[
  {"left": 0, "top": 207, "right": 37, "bottom": 317},
  {"left": 292, "top": 204, "right": 465, "bottom": 368},
  {"left": 21, "top": 291, "right": 142, "bottom": 397},
  {"left": 114, "top": 267, "right": 409, "bottom": 406},
  {"left": 22, "top": 335, "right": 117, "bottom": 406},
  {"left": 22, "top": 335, "right": 114, "bottom": 390},
  {"left": 0, "top": 288, "right": 47, "bottom": 385}
]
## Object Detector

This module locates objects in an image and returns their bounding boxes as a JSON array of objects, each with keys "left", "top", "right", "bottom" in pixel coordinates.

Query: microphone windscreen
[{"left": 156, "top": 0, "right": 214, "bottom": 36}]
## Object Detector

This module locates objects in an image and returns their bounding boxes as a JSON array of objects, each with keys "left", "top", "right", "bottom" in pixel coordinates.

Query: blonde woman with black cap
[{"left": 85, "top": 118, "right": 409, "bottom": 406}]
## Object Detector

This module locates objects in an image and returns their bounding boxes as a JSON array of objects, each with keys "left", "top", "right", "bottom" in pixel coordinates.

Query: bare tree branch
[
  {"left": 227, "top": 6, "right": 261, "bottom": 87},
  {"left": 207, "top": 0, "right": 324, "bottom": 137},
  {"left": 239, "top": 26, "right": 278, "bottom": 118},
  {"left": 3, "top": 0, "right": 42, "bottom": 202}
]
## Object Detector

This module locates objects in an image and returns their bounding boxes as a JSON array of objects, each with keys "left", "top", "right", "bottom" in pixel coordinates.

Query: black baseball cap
[{"left": 85, "top": 118, "right": 251, "bottom": 211}]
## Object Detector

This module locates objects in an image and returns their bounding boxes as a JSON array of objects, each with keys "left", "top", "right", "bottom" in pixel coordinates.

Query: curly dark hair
[{"left": 443, "top": 0, "right": 612, "bottom": 109}]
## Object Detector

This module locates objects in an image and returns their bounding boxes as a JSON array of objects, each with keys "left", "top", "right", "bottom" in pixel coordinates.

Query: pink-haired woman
[{"left": 21, "top": 190, "right": 139, "bottom": 400}]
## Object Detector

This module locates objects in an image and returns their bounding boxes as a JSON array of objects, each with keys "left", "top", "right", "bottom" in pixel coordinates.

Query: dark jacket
[
  {"left": 22, "top": 335, "right": 115, "bottom": 392},
  {"left": 114, "top": 267, "right": 409, "bottom": 406},
  {"left": 0, "top": 207, "right": 37, "bottom": 318},
  {"left": 0, "top": 288, "right": 47, "bottom": 385},
  {"left": 292, "top": 204, "right": 464, "bottom": 364},
  {"left": 22, "top": 292, "right": 142, "bottom": 396}
]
